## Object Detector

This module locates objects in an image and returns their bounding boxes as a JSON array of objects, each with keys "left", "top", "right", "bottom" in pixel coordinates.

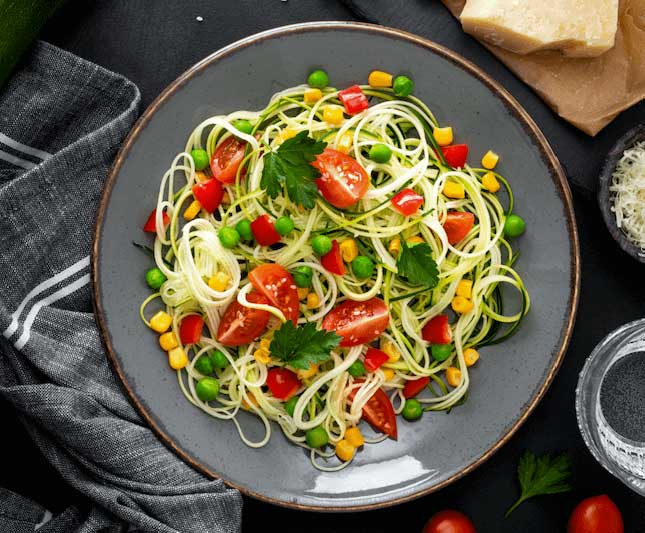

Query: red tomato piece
[
  {"left": 248, "top": 264, "right": 299, "bottom": 323},
  {"left": 322, "top": 297, "right": 389, "bottom": 347},
  {"left": 250, "top": 214, "right": 281, "bottom": 246},
  {"left": 266, "top": 368, "right": 301, "bottom": 400},
  {"left": 391, "top": 188, "right": 424, "bottom": 216},
  {"left": 348, "top": 384, "right": 397, "bottom": 439},
  {"left": 568, "top": 495, "right": 624, "bottom": 533},
  {"left": 441, "top": 144, "right": 469, "bottom": 168},
  {"left": 337, "top": 85, "right": 369, "bottom": 115},
  {"left": 192, "top": 179, "right": 224, "bottom": 213},
  {"left": 143, "top": 208, "right": 170, "bottom": 233},
  {"left": 312, "top": 148, "right": 370, "bottom": 209},
  {"left": 364, "top": 348, "right": 389, "bottom": 372},
  {"left": 320, "top": 239, "right": 346, "bottom": 276},
  {"left": 422, "top": 315, "right": 452, "bottom": 344},
  {"left": 217, "top": 292, "right": 270, "bottom": 347},
  {"left": 210, "top": 136, "right": 247, "bottom": 184},
  {"left": 403, "top": 376, "right": 430, "bottom": 398},
  {"left": 179, "top": 315, "right": 204, "bottom": 345},
  {"left": 423, "top": 510, "right": 476, "bottom": 533},
  {"left": 443, "top": 211, "right": 475, "bottom": 245}
]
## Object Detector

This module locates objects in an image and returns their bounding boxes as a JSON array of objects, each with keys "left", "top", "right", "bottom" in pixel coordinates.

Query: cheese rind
[{"left": 460, "top": 0, "right": 619, "bottom": 58}]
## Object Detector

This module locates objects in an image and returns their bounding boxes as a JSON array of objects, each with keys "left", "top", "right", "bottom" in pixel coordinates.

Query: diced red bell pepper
[
  {"left": 143, "top": 208, "right": 170, "bottom": 233},
  {"left": 338, "top": 85, "right": 369, "bottom": 115},
  {"left": 443, "top": 211, "right": 475, "bottom": 245},
  {"left": 179, "top": 315, "right": 204, "bottom": 344},
  {"left": 266, "top": 368, "right": 301, "bottom": 400},
  {"left": 192, "top": 178, "right": 224, "bottom": 213},
  {"left": 391, "top": 188, "right": 424, "bottom": 216},
  {"left": 320, "top": 239, "right": 346, "bottom": 275},
  {"left": 250, "top": 214, "right": 281, "bottom": 246},
  {"left": 421, "top": 315, "right": 452, "bottom": 344},
  {"left": 364, "top": 348, "right": 389, "bottom": 372},
  {"left": 441, "top": 144, "right": 469, "bottom": 168},
  {"left": 403, "top": 376, "right": 430, "bottom": 398}
]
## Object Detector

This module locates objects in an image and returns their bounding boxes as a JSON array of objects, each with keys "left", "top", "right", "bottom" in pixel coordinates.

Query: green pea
[
  {"left": 235, "top": 219, "right": 253, "bottom": 241},
  {"left": 210, "top": 350, "right": 229, "bottom": 369},
  {"left": 145, "top": 267, "right": 166, "bottom": 290},
  {"left": 393, "top": 75, "right": 414, "bottom": 97},
  {"left": 348, "top": 360, "right": 366, "bottom": 377},
  {"left": 233, "top": 119, "right": 253, "bottom": 135},
  {"left": 292, "top": 266, "right": 313, "bottom": 288},
  {"left": 275, "top": 216, "right": 295, "bottom": 236},
  {"left": 284, "top": 395, "right": 299, "bottom": 417},
  {"left": 194, "top": 355, "right": 214, "bottom": 375},
  {"left": 307, "top": 69, "right": 329, "bottom": 89},
  {"left": 504, "top": 214, "right": 526, "bottom": 238},
  {"left": 195, "top": 377, "right": 220, "bottom": 402},
  {"left": 190, "top": 149, "right": 209, "bottom": 171},
  {"left": 218, "top": 227, "right": 240, "bottom": 248},
  {"left": 369, "top": 143, "right": 392, "bottom": 164},
  {"left": 311, "top": 235, "right": 332, "bottom": 256},
  {"left": 351, "top": 256, "right": 374, "bottom": 279},
  {"left": 402, "top": 399, "right": 423, "bottom": 421},
  {"left": 431, "top": 343, "right": 452, "bottom": 362},
  {"left": 305, "top": 426, "right": 329, "bottom": 448}
]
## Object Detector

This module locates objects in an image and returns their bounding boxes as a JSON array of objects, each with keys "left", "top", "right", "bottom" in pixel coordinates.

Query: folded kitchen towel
[{"left": 0, "top": 41, "right": 242, "bottom": 533}]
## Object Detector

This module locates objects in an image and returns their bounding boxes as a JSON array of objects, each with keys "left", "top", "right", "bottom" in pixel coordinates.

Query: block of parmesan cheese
[{"left": 460, "top": 0, "right": 619, "bottom": 58}]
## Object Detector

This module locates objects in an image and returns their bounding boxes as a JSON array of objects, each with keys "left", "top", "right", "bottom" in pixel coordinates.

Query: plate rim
[{"left": 91, "top": 21, "right": 581, "bottom": 512}]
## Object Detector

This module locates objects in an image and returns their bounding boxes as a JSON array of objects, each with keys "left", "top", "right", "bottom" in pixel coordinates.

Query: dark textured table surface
[{"left": 2, "top": 1, "right": 644, "bottom": 531}]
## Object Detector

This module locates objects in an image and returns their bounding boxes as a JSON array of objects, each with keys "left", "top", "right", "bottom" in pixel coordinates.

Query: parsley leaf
[
  {"left": 269, "top": 321, "right": 341, "bottom": 370},
  {"left": 506, "top": 451, "right": 573, "bottom": 516},
  {"left": 260, "top": 131, "right": 327, "bottom": 208},
  {"left": 396, "top": 239, "right": 439, "bottom": 287}
]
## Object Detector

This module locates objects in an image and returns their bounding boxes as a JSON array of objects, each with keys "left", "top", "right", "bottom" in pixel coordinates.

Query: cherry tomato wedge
[
  {"left": 143, "top": 208, "right": 170, "bottom": 233},
  {"left": 192, "top": 179, "right": 224, "bottom": 213},
  {"left": 443, "top": 211, "right": 475, "bottom": 245},
  {"left": 312, "top": 148, "right": 370, "bottom": 209},
  {"left": 441, "top": 144, "right": 469, "bottom": 168},
  {"left": 250, "top": 214, "right": 281, "bottom": 246},
  {"left": 322, "top": 297, "right": 389, "bottom": 347},
  {"left": 403, "top": 376, "right": 430, "bottom": 398},
  {"left": 179, "top": 315, "right": 204, "bottom": 345},
  {"left": 568, "top": 495, "right": 623, "bottom": 533},
  {"left": 364, "top": 348, "right": 389, "bottom": 372},
  {"left": 338, "top": 85, "right": 369, "bottom": 115},
  {"left": 320, "top": 239, "right": 346, "bottom": 275},
  {"left": 217, "top": 291, "right": 270, "bottom": 347},
  {"left": 422, "top": 315, "right": 452, "bottom": 344},
  {"left": 391, "top": 188, "right": 424, "bottom": 216},
  {"left": 248, "top": 264, "right": 299, "bottom": 323},
  {"left": 423, "top": 510, "right": 476, "bottom": 533},
  {"left": 210, "top": 136, "right": 247, "bottom": 184},
  {"left": 266, "top": 368, "right": 301, "bottom": 401},
  {"left": 348, "top": 383, "right": 397, "bottom": 439}
]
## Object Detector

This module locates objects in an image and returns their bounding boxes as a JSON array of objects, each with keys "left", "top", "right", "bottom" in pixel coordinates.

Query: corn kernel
[
  {"left": 297, "top": 363, "right": 319, "bottom": 380},
  {"left": 464, "top": 348, "right": 480, "bottom": 367},
  {"left": 406, "top": 235, "right": 424, "bottom": 245},
  {"left": 337, "top": 133, "right": 353, "bottom": 154},
  {"left": 382, "top": 368, "right": 395, "bottom": 381},
  {"left": 339, "top": 239, "right": 359, "bottom": 262},
  {"left": 149, "top": 311, "right": 172, "bottom": 333},
  {"left": 260, "top": 337, "right": 271, "bottom": 351},
  {"left": 456, "top": 279, "right": 473, "bottom": 299},
  {"left": 168, "top": 347, "right": 188, "bottom": 370},
  {"left": 443, "top": 180, "right": 465, "bottom": 199},
  {"left": 242, "top": 392, "right": 258, "bottom": 410},
  {"left": 446, "top": 366, "right": 462, "bottom": 387},
  {"left": 433, "top": 126, "right": 453, "bottom": 147},
  {"left": 368, "top": 70, "right": 393, "bottom": 88},
  {"left": 276, "top": 128, "right": 298, "bottom": 145},
  {"left": 451, "top": 295, "right": 474, "bottom": 314},
  {"left": 159, "top": 332, "right": 178, "bottom": 351},
  {"left": 297, "top": 287, "right": 310, "bottom": 300},
  {"left": 222, "top": 191, "right": 230, "bottom": 204},
  {"left": 323, "top": 106, "right": 344, "bottom": 125},
  {"left": 208, "top": 272, "right": 230, "bottom": 292},
  {"left": 335, "top": 439, "right": 356, "bottom": 462},
  {"left": 388, "top": 238, "right": 401, "bottom": 257},
  {"left": 482, "top": 171, "right": 500, "bottom": 193},
  {"left": 345, "top": 427, "right": 365, "bottom": 447},
  {"left": 183, "top": 200, "right": 201, "bottom": 221},
  {"left": 304, "top": 88, "right": 323, "bottom": 104},
  {"left": 482, "top": 150, "right": 499, "bottom": 170},
  {"left": 254, "top": 348, "right": 271, "bottom": 365},
  {"left": 195, "top": 171, "right": 209, "bottom": 182},
  {"left": 380, "top": 338, "right": 401, "bottom": 363},
  {"left": 306, "top": 292, "right": 320, "bottom": 309}
]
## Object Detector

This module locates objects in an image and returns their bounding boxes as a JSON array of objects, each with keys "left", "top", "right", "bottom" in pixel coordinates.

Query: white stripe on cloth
[
  {"left": 3, "top": 255, "right": 90, "bottom": 339},
  {"left": 0, "top": 132, "right": 52, "bottom": 160},
  {"left": 14, "top": 273, "right": 91, "bottom": 350},
  {"left": 0, "top": 148, "right": 35, "bottom": 169}
]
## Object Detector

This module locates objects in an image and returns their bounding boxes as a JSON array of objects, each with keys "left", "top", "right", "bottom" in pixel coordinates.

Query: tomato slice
[
  {"left": 217, "top": 292, "right": 270, "bottom": 346},
  {"left": 210, "top": 136, "right": 247, "bottom": 184},
  {"left": 179, "top": 315, "right": 204, "bottom": 345},
  {"left": 192, "top": 178, "right": 224, "bottom": 213},
  {"left": 441, "top": 144, "right": 469, "bottom": 168},
  {"left": 349, "top": 384, "right": 397, "bottom": 439},
  {"left": 266, "top": 368, "right": 301, "bottom": 400},
  {"left": 143, "top": 208, "right": 170, "bottom": 232},
  {"left": 322, "top": 297, "right": 389, "bottom": 347},
  {"left": 338, "top": 85, "right": 369, "bottom": 115},
  {"left": 442, "top": 211, "right": 475, "bottom": 245},
  {"left": 391, "top": 188, "right": 424, "bottom": 216},
  {"left": 364, "top": 348, "right": 389, "bottom": 372},
  {"left": 320, "top": 239, "right": 346, "bottom": 276},
  {"left": 421, "top": 315, "right": 452, "bottom": 344},
  {"left": 423, "top": 510, "right": 476, "bottom": 533},
  {"left": 250, "top": 214, "right": 281, "bottom": 246},
  {"left": 248, "top": 264, "right": 299, "bottom": 323},
  {"left": 403, "top": 376, "right": 430, "bottom": 399},
  {"left": 312, "top": 148, "right": 370, "bottom": 209}
]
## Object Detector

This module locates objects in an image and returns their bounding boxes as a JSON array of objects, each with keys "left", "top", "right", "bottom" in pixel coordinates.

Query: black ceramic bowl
[{"left": 598, "top": 124, "right": 645, "bottom": 263}]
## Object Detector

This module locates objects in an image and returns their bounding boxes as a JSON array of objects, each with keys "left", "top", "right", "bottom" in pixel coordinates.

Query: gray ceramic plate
[{"left": 93, "top": 22, "right": 580, "bottom": 511}]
